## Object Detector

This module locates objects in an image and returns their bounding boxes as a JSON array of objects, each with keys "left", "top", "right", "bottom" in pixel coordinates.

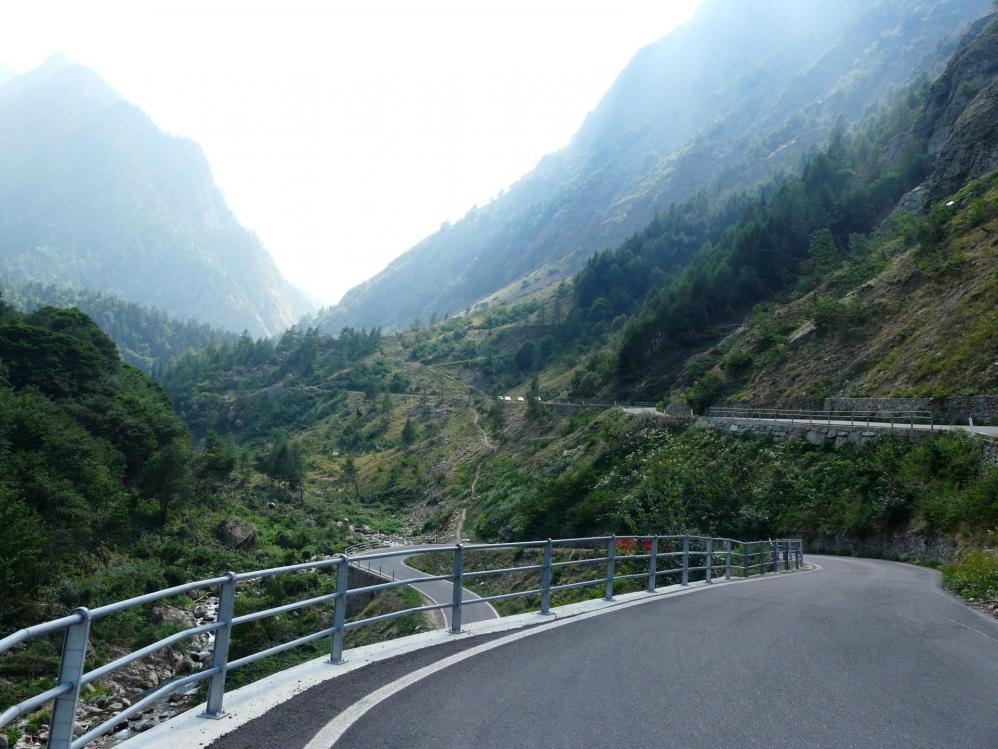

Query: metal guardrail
[
  {"left": 707, "top": 406, "right": 935, "bottom": 430},
  {"left": 343, "top": 540, "right": 390, "bottom": 556},
  {"left": 0, "top": 534, "right": 803, "bottom": 748}
]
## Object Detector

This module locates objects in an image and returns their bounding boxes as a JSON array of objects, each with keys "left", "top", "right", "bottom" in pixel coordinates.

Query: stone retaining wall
[
  {"left": 805, "top": 531, "right": 959, "bottom": 564},
  {"left": 663, "top": 401, "right": 694, "bottom": 418},
  {"left": 697, "top": 417, "right": 998, "bottom": 464},
  {"left": 697, "top": 417, "right": 935, "bottom": 448},
  {"left": 982, "top": 438, "right": 998, "bottom": 465}
]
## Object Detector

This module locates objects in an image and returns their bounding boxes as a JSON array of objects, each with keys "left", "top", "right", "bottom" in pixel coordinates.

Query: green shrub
[
  {"left": 811, "top": 296, "right": 867, "bottom": 335},
  {"left": 944, "top": 551, "right": 998, "bottom": 600},
  {"left": 683, "top": 372, "right": 725, "bottom": 414}
]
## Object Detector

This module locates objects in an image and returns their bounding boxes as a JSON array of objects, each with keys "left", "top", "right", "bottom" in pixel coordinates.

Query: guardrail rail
[
  {"left": 0, "top": 535, "right": 803, "bottom": 748},
  {"left": 707, "top": 406, "right": 935, "bottom": 430}
]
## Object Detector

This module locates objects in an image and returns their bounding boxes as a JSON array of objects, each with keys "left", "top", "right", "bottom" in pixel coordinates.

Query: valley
[{"left": 1, "top": 2, "right": 997, "bottom": 747}]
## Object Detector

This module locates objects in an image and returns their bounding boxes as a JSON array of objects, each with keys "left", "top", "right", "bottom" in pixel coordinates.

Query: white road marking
[
  {"left": 304, "top": 572, "right": 800, "bottom": 748},
  {"left": 398, "top": 557, "right": 502, "bottom": 621}
]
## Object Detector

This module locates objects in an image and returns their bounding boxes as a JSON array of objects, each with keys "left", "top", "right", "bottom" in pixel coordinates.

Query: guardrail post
[
  {"left": 49, "top": 607, "right": 91, "bottom": 749},
  {"left": 540, "top": 539, "right": 553, "bottom": 615},
  {"left": 783, "top": 541, "right": 790, "bottom": 571},
  {"left": 605, "top": 536, "right": 616, "bottom": 601},
  {"left": 451, "top": 544, "right": 464, "bottom": 633},
  {"left": 204, "top": 572, "right": 237, "bottom": 717},
  {"left": 758, "top": 542, "right": 765, "bottom": 576},
  {"left": 770, "top": 542, "right": 778, "bottom": 574},
  {"left": 681, "top": 535, "right": 689, "bottom": 586},
  {"left": 725, "top": 539, "right": 732, "bottom": 581},
  {"left": 647, "top": 536, "right": 659, "bottom": 593},
  {"left": 705, "top": 537, "right": 713, "bottom": 584},
  {"left": 331, "top": 555, "right": 349, "bottom": 663},
  {"left": 742, "top": 542, "right": 749, "bottom": 578}
]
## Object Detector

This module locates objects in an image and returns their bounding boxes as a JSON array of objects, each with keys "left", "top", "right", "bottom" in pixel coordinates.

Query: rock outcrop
[{"left": 902, "top": 15, "right": 998, "bottom": 209}]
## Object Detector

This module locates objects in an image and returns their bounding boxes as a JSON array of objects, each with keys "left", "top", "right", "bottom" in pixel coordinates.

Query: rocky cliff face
[
  {"left": 902, "top": 15, "right": 998, "bottom": 209},
  {"left": 930, "top": 77, "right": 998, "bottom": 200}
]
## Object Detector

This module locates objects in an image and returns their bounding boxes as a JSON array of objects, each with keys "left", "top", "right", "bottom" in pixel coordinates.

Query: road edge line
[{"left": 305, "top": 570, "right": 807, "bottom": 748}]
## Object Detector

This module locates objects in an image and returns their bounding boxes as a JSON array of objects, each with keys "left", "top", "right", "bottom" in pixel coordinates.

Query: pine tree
[
  {"left": 401, "top": 417, "right": 417, "bottom": 445},
  {"left": 342, "top": 455, "right": 361, "bottom": 499}
]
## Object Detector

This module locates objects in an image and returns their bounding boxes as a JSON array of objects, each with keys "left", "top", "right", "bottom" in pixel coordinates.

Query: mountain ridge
[{"left": 316, "top": 0, "right": 991, "bottom": 333}]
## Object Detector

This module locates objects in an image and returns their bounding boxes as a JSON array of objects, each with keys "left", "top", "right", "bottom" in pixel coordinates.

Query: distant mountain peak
[
  {"left": 39, "top": 52, "right": 73, "bottom": 71},
  {"left": 0, "top": 58, "right": 312, "bottom": 335}
]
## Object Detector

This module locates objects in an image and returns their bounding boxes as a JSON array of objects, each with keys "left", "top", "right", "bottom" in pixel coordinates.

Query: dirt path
[{"left": 471, "top": 409, "right": 495, "bottom": 452}]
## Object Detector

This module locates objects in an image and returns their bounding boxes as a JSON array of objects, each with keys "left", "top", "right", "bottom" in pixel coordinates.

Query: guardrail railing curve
[{"left": 0, "top": 535, "right": 803, "bottom": 748}]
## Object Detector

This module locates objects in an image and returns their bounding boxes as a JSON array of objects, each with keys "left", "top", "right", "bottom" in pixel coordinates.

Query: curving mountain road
[
  {"left": 350, "top": 546, "right": 499, "bottom": 628},
  {"left": 211, "top": 556, "right": 998, "bottom": 749}
]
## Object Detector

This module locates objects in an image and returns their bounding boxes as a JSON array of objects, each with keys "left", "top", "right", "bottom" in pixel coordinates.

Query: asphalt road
[
  {"left": 332, "top": 555, "right": 998, "bottom": 748},
  {"left": 208, "top": 556, "right": 997, "bottom": 749},
  {"left": 350, "top": 546, "right": 499, "bottom": 628}
]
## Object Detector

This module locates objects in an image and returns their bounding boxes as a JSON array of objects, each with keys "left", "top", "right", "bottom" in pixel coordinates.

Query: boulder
[
  {"left": 805, "top": 430, "right": 825, "bottom": 446},
  {"left": 220, "top": 518, "right": 257, "bottom": 549},
  {"left": 151, "top": 604, "right": 195, "bottom": 628}
]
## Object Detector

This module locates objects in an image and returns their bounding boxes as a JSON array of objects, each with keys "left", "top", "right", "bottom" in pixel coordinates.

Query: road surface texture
[
  {"left": 209, "top": 556, "right": 997, "bottom": 749},
  {"left": 350, "top": 546, "right": 499, "bottom": 628}
]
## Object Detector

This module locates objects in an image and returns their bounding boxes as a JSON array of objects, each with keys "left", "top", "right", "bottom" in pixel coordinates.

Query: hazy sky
[{"left": 0, "top": 0, "right": 701, "bottom": 305}]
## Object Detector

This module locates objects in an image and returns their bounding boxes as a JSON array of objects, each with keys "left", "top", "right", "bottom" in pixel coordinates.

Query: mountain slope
[
  {"left": 723, "top": 180, "right": 998, "bottom": 402},
  {"left": 0, "top": 57, "right": 311, "bottom": 336},
  {"left": 600, "top": 16, "right": 998, "bottom": 403},
  {"left": 317, "top": 0, "right": 991, "bottom": 333}
]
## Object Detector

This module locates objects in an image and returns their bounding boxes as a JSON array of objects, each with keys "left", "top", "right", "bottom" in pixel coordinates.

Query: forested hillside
[
  {"left": 0, "top": 280, "right": 237, "bottom": 373},
  {"left": 317, "top": 0, "right": 989, "bottom": 333},
  {"left": 0, "top": 303, "right": 373, "bottom": 732},
  {"left": 0, "top": 57, "right": 311, "bottom": 336},
  {"left": 0, "top": 301, "right": 192, "bottom": 625}
]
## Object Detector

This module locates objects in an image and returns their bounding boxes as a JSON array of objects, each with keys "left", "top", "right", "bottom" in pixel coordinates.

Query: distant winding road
[
  {"left": 350, "top": 546, "right": 499, "bottom": 628},
  {"left": 212, "top": 556, "right": 998, "bottom": 749}
]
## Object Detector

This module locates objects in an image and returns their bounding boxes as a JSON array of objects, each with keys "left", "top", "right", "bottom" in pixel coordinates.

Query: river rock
[
  {"left": 152, "top": 604, "right": 195, "bottom": 628},
  {"left": 219, "top": 518, "right": 257, "bottom": 549}
]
